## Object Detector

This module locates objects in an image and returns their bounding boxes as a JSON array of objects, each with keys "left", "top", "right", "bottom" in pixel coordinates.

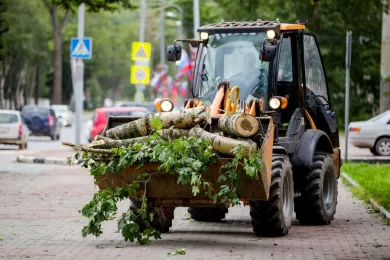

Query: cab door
[{"left": 301, "top": 33, "right": 339, "bottom": 146}]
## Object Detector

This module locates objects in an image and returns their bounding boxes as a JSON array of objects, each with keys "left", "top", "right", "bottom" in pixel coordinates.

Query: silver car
[
  {"left": 51, "top": 105, "right": 74, "bottom": 127},
  {"left": 0, "top": 110, "right": 29, "bottom": 149},
  {"left": 349, "top": 110, "right": 390, "bottom": 156}
]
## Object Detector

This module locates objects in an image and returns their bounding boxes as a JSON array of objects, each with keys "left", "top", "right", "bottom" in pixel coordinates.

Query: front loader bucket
[{"left": 97, "top": 117, "right": 274, "bottom": 207}]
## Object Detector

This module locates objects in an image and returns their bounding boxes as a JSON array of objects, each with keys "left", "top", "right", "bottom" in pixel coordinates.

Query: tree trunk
[
  {"left": 90, "top": 129, "right": 190, "bottom": 149},
  {"left": 35, "top": 63, "right": 40, "bottom": 105},
  {"left": 189, "top": 126, "right": 257, "bottom": 157},
  {"left": 50, "top": 6, "right": 62, "bottom": 105},
  {"left": 218, "top": 113, "right": 259, "bottom": 137},
  {"left": 104, "top": 106, "right": 211, "bottom": 140}
]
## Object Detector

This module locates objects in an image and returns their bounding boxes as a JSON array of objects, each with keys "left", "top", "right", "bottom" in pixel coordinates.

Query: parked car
[
  {"left": 89, "top": 107, "right": 149, "bottom": 142},
  {"left": 21, "top": 106, "right": 61, "bottom": 140},
  {"left": 349, "top": 110, "right": 390, "bottom": 156},
  {"left": 119, "top": 102, "right": 157, "bottom": 112},
  {"left": 51, "top": 105, "right": 74, "bottom": 127},
  {"left": 0, "top": 110, "right": 29, "bottom": 149}
]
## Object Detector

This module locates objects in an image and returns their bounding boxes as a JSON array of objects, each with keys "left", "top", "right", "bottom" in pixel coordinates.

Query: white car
[
  {"left": 0, "top": 110, "right": 29, "bottom": 150},
  {"left": 51, "top": 105, "right": 74, "bottom": 127},
  {"left": 349, "top": 110, "right": 390, "bottom": 156}
]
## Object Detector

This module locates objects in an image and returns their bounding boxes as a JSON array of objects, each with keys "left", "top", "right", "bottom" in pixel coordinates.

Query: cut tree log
[
  {"left": 90, "top": 129, "right": 189, "bottom": 149},
  {"left": 189, "top": 126, "right": 257, "bottom": 157},
  {"left": 104, "top": 106, "right": 210, "bottom": 140},
  {"left": 218, "top": 113, "right": 259, "bottom": 137}
]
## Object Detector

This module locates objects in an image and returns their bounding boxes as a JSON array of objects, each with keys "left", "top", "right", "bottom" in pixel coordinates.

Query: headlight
[
  {"left": 266, "top": 30, "right": 276, "bottom": 39},
  {"left": 160, "top": 100, "right": 174, "bottom": 112},
  {"left": 269, "top": 97, "right": 281, "bottom": 109},
  {"left": 269, "top": 96, "right": 288, "bottom": 110},
  {"left": 200, "top": 32, "right": 209, "bottom": 40}
]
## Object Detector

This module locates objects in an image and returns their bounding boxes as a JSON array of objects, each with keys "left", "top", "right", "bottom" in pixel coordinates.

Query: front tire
[
  {"left": 249, "top": 154, "right": 293, "bottom": 236},
  {"left": 294, "top": 152, "right": 338, "bottom": 225}
]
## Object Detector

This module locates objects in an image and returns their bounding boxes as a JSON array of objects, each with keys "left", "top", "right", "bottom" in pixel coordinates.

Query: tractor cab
[{"left": 167, "top": 20, "right": 338, "bottom": 149}]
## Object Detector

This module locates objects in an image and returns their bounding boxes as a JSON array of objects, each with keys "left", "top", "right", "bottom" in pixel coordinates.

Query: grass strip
[{"left": 341, "top": 163, "right": 390, "bottom": 211}]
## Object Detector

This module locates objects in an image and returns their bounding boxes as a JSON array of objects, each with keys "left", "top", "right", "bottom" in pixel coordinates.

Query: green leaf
[
  {"left": 192, "top": 186, "right": 200, "bottom": 195},
  {"left": 167, "top": 248, "right": 186, "bottom": 256},
  {"left": 151, "top": 117, "right": 163, "bottom": 130}
]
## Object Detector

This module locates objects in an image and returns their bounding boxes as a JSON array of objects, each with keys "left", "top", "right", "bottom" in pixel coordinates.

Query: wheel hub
[
  {"left": 282, "top": 175, "right": 291, "bottom": 218},
  {"left": 378, "top": 141, "right": 390, "bottom": 155},
  {"left": 323, "top": 170, "right": 333, "bottom": 210}
]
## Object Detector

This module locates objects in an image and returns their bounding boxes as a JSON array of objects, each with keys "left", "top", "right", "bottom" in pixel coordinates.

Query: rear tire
[
  {"left": 129, "top": 198, "right": 174, "bottom": 233},
  {"left": 294, "top": 152, "right": 338, "bottom": 225},
  {"left": 249, "top": 154, "right": 293, "bottom": 236},
  {"left": 187, "top": 207, "right": 228, "bottom": 222},
  {"left": 18, "top": 143, "right": 26, "bottom": 150},
  {"left": 374, "top": 137, "right": 390, "bottom": 156}
]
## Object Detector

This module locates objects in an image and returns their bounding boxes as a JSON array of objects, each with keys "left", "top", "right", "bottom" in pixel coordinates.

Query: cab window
[
  {"left": 303, "top": 35, "right": 328, "bottom": 101},
  {"left": 277, "top": 37, "right": 293, "bottom": 82}
]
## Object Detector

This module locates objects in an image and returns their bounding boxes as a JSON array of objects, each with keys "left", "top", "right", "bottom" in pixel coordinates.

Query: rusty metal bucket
[{"left": 97, "top": 117, "right": 274, "bottom": 207}]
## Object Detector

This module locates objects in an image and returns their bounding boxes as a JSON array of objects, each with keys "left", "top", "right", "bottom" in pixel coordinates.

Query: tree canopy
[{"left": 1, "top": 0, "right": 388, "bottom": 126}]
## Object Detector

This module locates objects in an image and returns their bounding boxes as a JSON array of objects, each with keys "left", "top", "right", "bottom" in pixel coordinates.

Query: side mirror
[
  {"left": 259, "top": 39, "right": 277, "bottom": 62},
  {"left": 166, "top": 44, "right": 182, "bottom": 61}
]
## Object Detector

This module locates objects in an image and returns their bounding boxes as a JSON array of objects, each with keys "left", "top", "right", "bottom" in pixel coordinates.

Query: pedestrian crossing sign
[
  {"left": 71, "top": 38, "right": 92, "bottom": 59},
  {"left": 130, "top": 65, "right": 150, "bottom": 84},
  {"left": 131, "top": 42, "right": 151, "bottom": 61}
]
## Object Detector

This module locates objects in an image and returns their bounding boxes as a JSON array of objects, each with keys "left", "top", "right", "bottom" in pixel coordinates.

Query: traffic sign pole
[
  {"left": 344, "top": 31, "right": 352, "bottom": 162},
  {"left": 75, "top": 3, "right": 85, "bottom": 145},
  {"left": 136, "top": 0, "right": 147, "bottom": 102}
]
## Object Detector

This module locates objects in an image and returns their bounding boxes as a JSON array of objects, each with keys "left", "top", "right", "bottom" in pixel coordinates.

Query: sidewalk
[{"left": 0, "top": 166, "right": 389, "bottom": 259}]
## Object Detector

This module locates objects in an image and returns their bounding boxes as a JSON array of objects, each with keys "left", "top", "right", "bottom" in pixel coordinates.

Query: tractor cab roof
[{"left": 197, "top": 20, "right": 305, "bottom": 35}]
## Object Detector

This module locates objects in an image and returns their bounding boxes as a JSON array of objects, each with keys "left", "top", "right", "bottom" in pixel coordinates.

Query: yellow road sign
[
  {"left": 131, "top": 42, "right": 151, "bottom": 61},
  {"left": 130, "top": 65, "right": 150, "bottom": 84}
]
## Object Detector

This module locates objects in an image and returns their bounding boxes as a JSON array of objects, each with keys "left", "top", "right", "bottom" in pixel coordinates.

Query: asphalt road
[
  {"left": 0, "top": 113, "right": 93, "bottom": 173},
  {"left": 0, "top": 112, "right": 92, "bottom": 152}
]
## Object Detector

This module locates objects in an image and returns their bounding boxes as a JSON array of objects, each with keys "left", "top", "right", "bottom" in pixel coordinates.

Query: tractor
[{"left": 99, "top": 20, "right": 340, "bottom": 237}]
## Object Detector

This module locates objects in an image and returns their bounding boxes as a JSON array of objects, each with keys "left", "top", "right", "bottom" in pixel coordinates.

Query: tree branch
[
  {"left": 60, "top": 12, "right": 70, "bottom": 31},
  {"left": 42, "top": 0, "right": 51, "bottom": 10},
  {"left": 62, "top": 142, "right": 113, "bottom": 154}
]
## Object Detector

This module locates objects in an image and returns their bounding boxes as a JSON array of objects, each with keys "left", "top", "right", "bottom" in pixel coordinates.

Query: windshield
[
  {"left": 368, "top": 110, "right": 390, "bottom": 122},
  {"left": 193, "top": 33, "right": 270, "bottom": 107}
]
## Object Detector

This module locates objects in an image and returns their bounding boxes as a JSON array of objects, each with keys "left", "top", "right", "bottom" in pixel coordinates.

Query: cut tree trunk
[
  {"left": 91, "top": 129, "right": 189, "bottom": 149},
  {"left": 218, "top": 113, "right": 259, "bottom": 137},
  {"left": 104, "top": 106, "right": 210, "bottom": 140},
  {"left": 189, "top": 126, "right": 257, "bottom": 157}
]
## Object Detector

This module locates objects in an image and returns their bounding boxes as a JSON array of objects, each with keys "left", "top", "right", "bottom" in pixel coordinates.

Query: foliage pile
[{"left": 69, "top": 119, "right": 263, "bottom": 244}]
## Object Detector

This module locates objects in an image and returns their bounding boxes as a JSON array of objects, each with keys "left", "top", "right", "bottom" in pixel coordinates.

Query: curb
[
  {"left": 16, "top": 155, "right": 81, "bottom": 165},
  {"left": 341, "top": 172, "right": 390, "bottom": 222},
  {"left": 342, "top": 158, "right": 390, "bottom": 164}
]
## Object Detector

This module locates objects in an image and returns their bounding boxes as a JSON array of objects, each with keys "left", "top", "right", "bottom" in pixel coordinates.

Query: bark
[
  {"left": 43, "top": 1, "right": 69, "bottom": 105},
  {"left": 34, "top": 64, "right": 40, "bottom": 105},
  {"left": 62, "top": 142, "right": 113, "bottom": 154},
  {"left": 189, "top": 126, "right": 257, "bottom": 157},
  {"left": 90, "top": 129, "right": 189, "bottom": 149},
  {"left": 218, "top": 113, "right": 259, "bottom": 137},
  {"left": 104, "top": 106, "right": 211, "bottom": 140}
]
